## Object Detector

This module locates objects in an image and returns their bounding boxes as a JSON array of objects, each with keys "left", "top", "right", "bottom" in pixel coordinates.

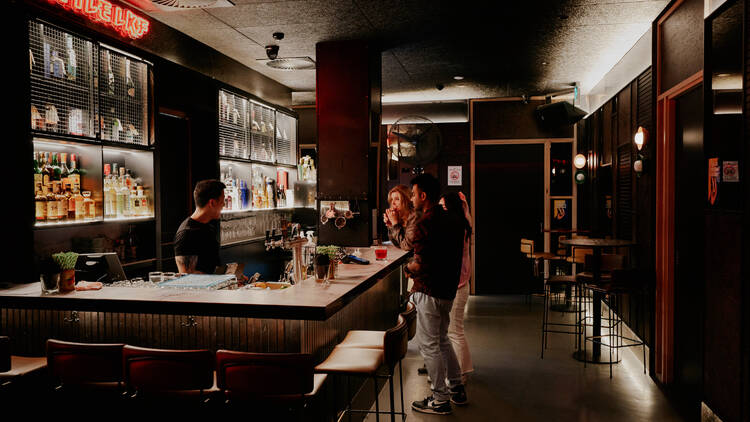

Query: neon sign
[{"left": 47, "top": 0, "right": 150, "bottom": 40}]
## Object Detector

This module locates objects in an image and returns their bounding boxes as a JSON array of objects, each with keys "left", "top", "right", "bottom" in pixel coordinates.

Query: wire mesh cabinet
[
  {"left": 218, "top": 89, "right": 250, "bottom": 159},
  {"left": 29, "top": 20, "right": 96, "bottom": 139},
  {"left": 275, "top": 111, "right": 297, "bottom": 165},
  {"left": 250, "top": 102, "right": 275, "bottom": 163},
  {"left": 98, "top": 46, "right": 149, "bottom": 146}
]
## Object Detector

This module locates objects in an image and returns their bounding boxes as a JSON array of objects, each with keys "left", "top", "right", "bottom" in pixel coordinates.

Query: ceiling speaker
[{"left": 535, "top": 101, "right": 587, "bottom": 127}]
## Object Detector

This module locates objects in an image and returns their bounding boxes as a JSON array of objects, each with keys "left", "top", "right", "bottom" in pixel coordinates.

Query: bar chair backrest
[
  {"left": 215, "top": 351, "right": 314, "bottom": 396},
  {"left": 401, "top": 301, "right": 417, "bottom": 340},
  {"left": 520, "top": 238, "right": 534, "bottom": 257},
  {"left": 571, "top": 247, "right": 593, "bottom": 264},
  {"left": 47, "top": 339, "right": 124, "bottom": 385},
  {"left": 384, "top": 315, "right": 408, "bottom": 371},
  {"left": 122, "top": 345, "right": 214, "bottom": 392}
]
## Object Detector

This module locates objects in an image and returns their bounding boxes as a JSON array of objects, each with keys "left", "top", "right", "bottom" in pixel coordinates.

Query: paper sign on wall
[
  {"left": 723, "top": 161, "right": 739, "bottom": 182},
  {"left": 708, "top": 158, "right": 720, "bottom": 205},
  {"left": 448, "top": 166, "right": 462, "bottom": 186}
]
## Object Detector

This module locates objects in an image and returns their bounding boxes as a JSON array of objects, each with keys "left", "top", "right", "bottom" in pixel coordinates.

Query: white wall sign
[{"left": 448, "top": 166, "right": 462, "bottom": 186}]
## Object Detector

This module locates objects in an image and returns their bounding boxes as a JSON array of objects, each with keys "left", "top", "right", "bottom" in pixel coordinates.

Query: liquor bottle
[
  {"left": 265, "top": 177, "right": 275, "bottom": 208},
  {"left": 130, "top": 189, "right": 139, "bottom": 216},
  {"left": 65, "top": 34, "right": 76, "bottom": 82},
  {"left": 41, "top": 152, "right": 53, "bottom": 188},
  {"left": 45, "top": 185, "right": 57, "bottom": 222},
  {"left": 50, "top": 50, "right": 65, "bottom": 79},
  {"left": 82, "top": 191, "right": 95, "bottom": 220},
  {"left": 105, "top": 50, "right": 115, "bottom": 95},
  {"left": 69, "top": 154, "right": 81, "bottom": 189},
  {"left": 65, "top": 186, "right": 75, "bottom": 220},
  {"left": 72, "top": 184, "right": 84, "bottom": 220},
  {"left": 136, "top": 186, "right": 147, "bottom": 216},
  {"left": 51, "top": 153, "right": 62, "bottom": 181},
  {"left": 103, "top": 166, "right": 115, "bottom": 218},
  {"left": 43, "top": 37, "right": 51, "bottom": 79},
  {"left": 125, "top": 59, "right": 135, "bottom": 97},
  {"left": 53, "top": 181, "right": 67, "bottom": 221},
  {"left": 59, "top": 152, "right": 70, "bottom": 191},
  {"left": 112, "top": 116, "right": 122, "bottom": 142},
  {"left": 225, "top": 191, "right": 232, "bottom": 210},
  {"left": 33, "top": 152, "right": 42, "bottom": 193},
  {"left": 35, "top": 188, "right": 47, "bottom": 222}
]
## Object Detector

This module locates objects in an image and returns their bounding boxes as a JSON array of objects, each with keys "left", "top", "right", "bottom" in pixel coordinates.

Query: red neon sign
[{"left": 47, "top": 0, "right": 150, "bottom": 40}]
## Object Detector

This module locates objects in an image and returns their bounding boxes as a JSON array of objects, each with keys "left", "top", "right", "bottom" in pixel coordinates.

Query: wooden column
[{"left": 316, "top": 40, "right": 381, "bottom": 246}]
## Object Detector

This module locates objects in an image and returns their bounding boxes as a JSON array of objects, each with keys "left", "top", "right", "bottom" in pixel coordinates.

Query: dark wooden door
[
  {"left": 157, "top": 112, "right": 193, "bottom": 271},
  {"left": 475, "top": 144, "right": 544, "bottom": 294},
  {"left": 673, "top": 86, "right": 704, "bottom": 417}
]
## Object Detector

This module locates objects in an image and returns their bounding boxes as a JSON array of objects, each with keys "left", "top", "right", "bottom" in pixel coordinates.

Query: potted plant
[
  {"left": 52, "top": 252, "right": 79, "bottom": 292},
  {"left": 316, "top": 245, "right": 342, "bottom": 280}
]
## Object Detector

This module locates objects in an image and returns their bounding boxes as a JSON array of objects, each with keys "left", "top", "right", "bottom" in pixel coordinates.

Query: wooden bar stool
[
  {"left": 315, "top": 315, "right": 408, "bottom": 422},
  {"left": 215, "top": 351, "right": 327, "bottom": 419},
  {"left": 46, "top": 339, "right": 125, "bottom": 399},
  {"left": 122, "top": 345, "right": 217, "bottom": 404}
]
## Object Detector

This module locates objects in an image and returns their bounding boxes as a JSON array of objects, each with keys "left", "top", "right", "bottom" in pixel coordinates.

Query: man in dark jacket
[{"left": 406, "top": 174, "right": 467, "bottom": 415}]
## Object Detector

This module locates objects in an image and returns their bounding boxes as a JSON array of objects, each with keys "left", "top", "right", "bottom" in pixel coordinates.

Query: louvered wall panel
[
  {"left": 616, "top": 144, "right": 633, "bottom": 239},
  {"left": 637, "top": 68, "right": 653, "bottom": 131}
]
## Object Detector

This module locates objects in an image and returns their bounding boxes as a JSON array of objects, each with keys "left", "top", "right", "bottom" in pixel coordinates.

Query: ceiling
[{"left": 126, "top": 0, "right": 668, "bottom": 105}]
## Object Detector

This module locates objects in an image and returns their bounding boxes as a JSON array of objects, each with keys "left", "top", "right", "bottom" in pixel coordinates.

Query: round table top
[{"left": 558, "top": 238, "right": 636, "bottom": 247}]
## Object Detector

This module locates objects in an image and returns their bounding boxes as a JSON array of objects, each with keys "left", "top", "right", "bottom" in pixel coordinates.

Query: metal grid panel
[
  {"left": 29, "top": 21, "right": 95, "bottom": 138},
  {"left": 218, "top": 90, "right": 250, "bottom": 159},
  {"left": 250, "top": 103, "right": 275, "bottom": 162},
  {"left": 275, "top": 112, "right": 297, "bottom": 165},
  {"left": 98, "top": 47, "right": 149, "bottom": 145}
]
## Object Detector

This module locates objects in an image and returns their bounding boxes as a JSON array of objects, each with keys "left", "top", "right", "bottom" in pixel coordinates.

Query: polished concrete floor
[{"left": 366, "top": 295, "right": 685, "bottom": 422}]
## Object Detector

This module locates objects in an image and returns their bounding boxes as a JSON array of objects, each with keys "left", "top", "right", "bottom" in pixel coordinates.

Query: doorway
[{"left": 474, "top": 143, "right": 544, "bottom": 294}]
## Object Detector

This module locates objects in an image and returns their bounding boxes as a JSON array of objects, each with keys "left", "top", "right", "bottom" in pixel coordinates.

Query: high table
[{"left": 558, "top": 238, "right": 636, "bottom": 363}]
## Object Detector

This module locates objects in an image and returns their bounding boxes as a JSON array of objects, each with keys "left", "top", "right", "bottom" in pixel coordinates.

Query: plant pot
[{"left": 59, "top": 269, "right": 76, "bottom": 292}]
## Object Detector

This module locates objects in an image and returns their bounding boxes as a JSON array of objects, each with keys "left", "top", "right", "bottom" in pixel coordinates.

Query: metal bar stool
[{"left": 315, "top": 314, "right": 409, "bottom": 422}]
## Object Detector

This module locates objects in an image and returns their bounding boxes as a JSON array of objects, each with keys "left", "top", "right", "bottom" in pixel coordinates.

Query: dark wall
[
  {"left": 472, "top": 100, "right": 573, "bottom": 140},
  {"left": 660, "top": 0, "right": 705, "bottom": 92},
  {"left": 295, "top": 107, "right": 317, "bottom": 146},
  {"left": 576, "top": 68, "right": 655, "bottom": 348}
]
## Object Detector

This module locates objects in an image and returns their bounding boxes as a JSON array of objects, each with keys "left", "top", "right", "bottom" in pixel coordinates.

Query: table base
[{"left": 572, "top": 349, "right": 621, "bottom": 364}]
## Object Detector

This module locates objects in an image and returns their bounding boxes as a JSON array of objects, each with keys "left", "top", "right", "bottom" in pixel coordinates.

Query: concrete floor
[{"left": 365, "top": 295, "right": 685, "bottom": 422}]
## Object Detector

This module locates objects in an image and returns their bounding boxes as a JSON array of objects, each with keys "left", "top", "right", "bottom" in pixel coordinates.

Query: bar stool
[
  {"left": 315, "top": 315, "right": 408, "bottom": 422},
  {"left": 46, "top": 339, "right": 124, "bottom": 399},
  {"left": 215, "top": 350, "right": 326, "bottom": 419},
  {"left": 0, "top": 336, "right": 48, "bottom": 407},
  {"left": 122, "top": 345, "right": 217, "bottom": 404},
  {"left": 581, "top": 268, "right": 648, "bottom": 378}
]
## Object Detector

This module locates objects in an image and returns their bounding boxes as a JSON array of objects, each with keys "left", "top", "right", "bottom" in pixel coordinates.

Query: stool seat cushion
[
  {"left": 531, "top": 252, "right": 561, "bottom": 260},
  {"left": 337, "top": 330, "right": 385, "bottom": 349},
  {"left": 0, "top": 356, "right": 47, "bottom": 379},
  {"left": 314, "top": 346, "right": 383, "bottom": 375}
]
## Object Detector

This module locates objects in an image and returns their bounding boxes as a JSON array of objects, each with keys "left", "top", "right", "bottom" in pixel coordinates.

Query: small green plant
[
  {"left": 316, "top": 245, "right": 342, "bottom": 260},
  {"left": 51, "top": 252, "right": 79, "bottom": 270}
]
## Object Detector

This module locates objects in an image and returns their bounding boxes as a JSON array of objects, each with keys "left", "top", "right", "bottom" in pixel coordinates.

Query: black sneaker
[
  {"left": 412, "top": 395, "right": 452, "bottom": 415},
  {"left": 450, "top": 384, "right": 468, "bottom": 406},
  {"left": 417, "top": 365, "right": 428, "bottom": 375}
]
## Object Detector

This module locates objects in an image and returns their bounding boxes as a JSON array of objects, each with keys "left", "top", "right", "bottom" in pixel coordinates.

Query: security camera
[
  {"left": 436, "top": 83, "right": 444, "bottom": 91},
  {"left": 266, "top": 45, "right": 279, "bottom": 60}
]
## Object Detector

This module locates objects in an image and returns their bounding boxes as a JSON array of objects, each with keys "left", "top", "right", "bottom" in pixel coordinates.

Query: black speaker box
[{"left": 535, "top": 101, "right": 587, "bottom": 127}]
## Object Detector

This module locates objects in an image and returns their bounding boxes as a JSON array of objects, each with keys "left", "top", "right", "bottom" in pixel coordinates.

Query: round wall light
[
  {"left": 634, "top": 126, "right": 648, "bottom": 151},
  {"left": 574, "top": 153, "right": 587, "bottom": 169}
]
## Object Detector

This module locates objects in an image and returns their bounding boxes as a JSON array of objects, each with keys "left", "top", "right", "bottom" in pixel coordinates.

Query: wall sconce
[
  {"left": 633, "top": 126, "right": 648, "bottom": 177},
  {"left": 574, "top": 153, "right": 586, "bottom": 184}
]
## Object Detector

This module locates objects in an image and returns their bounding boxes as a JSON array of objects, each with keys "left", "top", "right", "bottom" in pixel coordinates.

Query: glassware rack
[{"left": 29, "top": 20, "right": 154, "bottom": 228}]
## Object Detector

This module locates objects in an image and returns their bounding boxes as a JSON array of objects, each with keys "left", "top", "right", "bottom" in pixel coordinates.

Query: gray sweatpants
[{"left": 412, "top": 292, "right": 463, "bottom": 401}]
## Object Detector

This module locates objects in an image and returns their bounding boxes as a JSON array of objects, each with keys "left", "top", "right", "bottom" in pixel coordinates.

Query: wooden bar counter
[{"left": 0, "top": 247, "right": 409, "bottom": 361}]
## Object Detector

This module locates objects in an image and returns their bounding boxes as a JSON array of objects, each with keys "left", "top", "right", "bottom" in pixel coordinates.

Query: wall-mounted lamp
[
  {"left": 633, "top": 126, "right": 648, "bottom": 177},
  {"left": 574, "top": 153, "right": 587, "bottom": 184}
]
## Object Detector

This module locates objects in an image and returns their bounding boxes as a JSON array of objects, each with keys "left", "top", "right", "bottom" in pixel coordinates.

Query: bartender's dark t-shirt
[{"left": 174, "top": 217, "right": 220, "bottom": 274}]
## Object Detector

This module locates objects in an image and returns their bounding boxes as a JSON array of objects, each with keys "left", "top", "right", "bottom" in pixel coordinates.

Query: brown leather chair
[
  {"left": 46, "top": 339, "right": 124, "bottom": 395},
  {"left": 401, "top": 301, "right": 417, "bottom": 341},
  {"left": 215, "top": 351, "right": 326, "bottom": 416},
  {"left": 316, "top": 315, "right": 408, "bottom": 422},
  {"left": 122, "top": 345, "right": 216, "bottom": 403}
]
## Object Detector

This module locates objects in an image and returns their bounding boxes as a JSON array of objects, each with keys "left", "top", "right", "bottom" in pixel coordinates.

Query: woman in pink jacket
[{"left": 439, "top": 191, "right": 474, "bottom": 383}]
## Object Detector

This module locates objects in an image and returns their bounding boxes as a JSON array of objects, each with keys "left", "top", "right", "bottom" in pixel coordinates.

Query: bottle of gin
[{"left": 125, "top": 59, "right": 135, "bottom": 97}]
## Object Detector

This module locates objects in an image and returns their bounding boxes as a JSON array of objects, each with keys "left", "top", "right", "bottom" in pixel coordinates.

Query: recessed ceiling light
[
  {"left": 717, "top": 73, "right": 730, "bottom": 77},
  {"left": 453, "top": 76, "right": 464, "bottom": 80}
]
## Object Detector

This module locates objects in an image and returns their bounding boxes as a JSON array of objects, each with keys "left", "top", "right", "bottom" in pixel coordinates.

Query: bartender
[{"left": 174, "top": 179, "right": 225, "bottom": 274}]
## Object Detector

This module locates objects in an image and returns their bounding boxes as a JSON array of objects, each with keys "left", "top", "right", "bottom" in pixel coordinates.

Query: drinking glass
[
  {"left": 314, "top": 263, "right": 329, "bottom": 284},
  {"left": 41, "top": 273, "right": 60, "bottom": 294},
  {"left": 375, "top": 246, "right": 388, "bottom": 261},
  {"left": 148, "top": 271, "right": 163, "bottom": 283}
]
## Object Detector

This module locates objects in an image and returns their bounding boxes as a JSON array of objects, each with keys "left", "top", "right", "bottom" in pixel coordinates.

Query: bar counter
[{"left": 0, "top": 247, "right": 409, "bottom": 359}]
